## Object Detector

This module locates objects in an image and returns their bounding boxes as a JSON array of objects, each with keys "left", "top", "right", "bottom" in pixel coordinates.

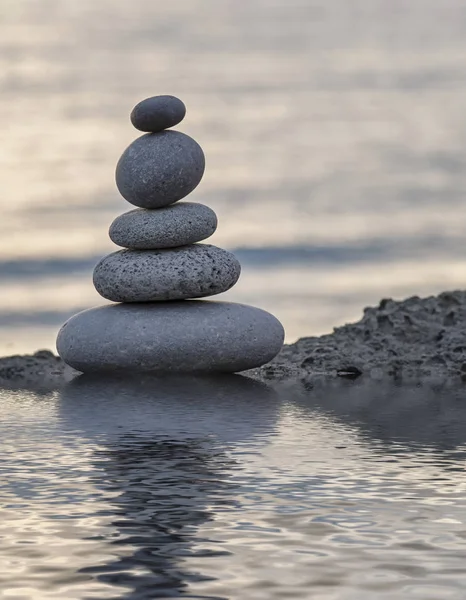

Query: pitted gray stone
[
  {"left": 56, "top": 301, "right": 285, "bottom": 373},
  {"left": 109, "top": 202, "right": 217, "bottom": 250},
  {"left": 93, "top": 244, "right": 241, "bottom": 302},
  {"left": 115, "top": 131, "right": 205, "bottom": 209},
  {"left": 130, "top": 95, "right": 186, "bottom": 132}
]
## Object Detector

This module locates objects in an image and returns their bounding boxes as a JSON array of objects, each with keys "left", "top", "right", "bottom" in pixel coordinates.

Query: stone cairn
[{"left": 57, "top": 95, "right": 284, "bottom": 373}]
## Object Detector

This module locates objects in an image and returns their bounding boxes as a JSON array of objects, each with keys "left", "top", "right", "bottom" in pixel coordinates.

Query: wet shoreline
[{"left": 3, "top": 289, "right": 466, "bottom": 391}]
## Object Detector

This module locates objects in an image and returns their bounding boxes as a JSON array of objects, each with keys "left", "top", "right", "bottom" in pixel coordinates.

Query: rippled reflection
[
  {"left": 79, "top": 435, "right": 236, "bottom": 598},
  {"left": 289, "top": 380, "right": 466, "bottom": 450},
  {"left": 1, "top": 379, "right": 466, "bottom": 598},
  {"left": 59, "top": 374, "right": 280, "bottom": 442},
  {"left": 61, "top": 375, "right": 278, "bottom": 599}
]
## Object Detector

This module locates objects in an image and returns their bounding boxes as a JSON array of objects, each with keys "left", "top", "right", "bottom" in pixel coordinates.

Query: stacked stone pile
[{"left": 56, "top": 95, "right": 285, "bottom": 373}]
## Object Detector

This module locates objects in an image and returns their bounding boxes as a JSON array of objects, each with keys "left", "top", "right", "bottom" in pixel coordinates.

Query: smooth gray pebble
[
  {"left": 57, "top": 301, "right": 285, "bottom": 373},
  {"left": 130, "top": 95, "right": 186, "bottom": 132},
  {"left": 115, "top": 131, "right": 205, "bottom": 209}
]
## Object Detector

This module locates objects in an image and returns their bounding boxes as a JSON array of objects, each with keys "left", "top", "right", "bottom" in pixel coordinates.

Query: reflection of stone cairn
[{"left": 57, "top": 95, "right": 284, "bottom": 373}]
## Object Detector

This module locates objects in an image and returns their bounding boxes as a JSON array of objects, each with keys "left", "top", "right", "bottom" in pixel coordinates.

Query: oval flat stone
[
  {"left": 93, "top": 244, "right": 241, "bottom": 302},
  {"left": 130, "top": 95, "right": 186, "bottom": 132},
  {"left": 115, "top": 131, "right": 205, "bottom": 209},
  {"left": 56, "top": 301, "right": 285, "bottom": 373},
  {"left": 109, "top": 202, "right": 217, "bottom": 250}
]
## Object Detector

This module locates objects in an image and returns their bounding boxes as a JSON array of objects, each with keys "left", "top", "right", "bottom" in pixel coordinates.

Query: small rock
[
  {"left": 337, "top": 366, "right": 363, "bottom": 380},
  {"left": 109, "top": 202, "right": 217, "bottom": 250},
  {"left": 376, "top": 314, "right": 393, "bottom": 332},
  {"left": 378, "top": 298, "right": 392, "bottom": 310},
  {"left": 426, "top": 354, "right": 446, "bottom": 365},
  {"left": 444, "top": 311, "right": 457, "bottom": 326},
  {"left": 56, "top": 301, "right": 285, "bottom": 373},
  {"left": 93, "top": 244, "right": 241, "bottom": 302},
  {"left": 301, "top": 356, "right": 314, "bottom": 367},
  {"left": 435, "top": 330, "right": 445, "bottom": 342},
  {"left": 115, "top": 131, "right": 205, "bottom": 209},
  {"left": 130, "top": 95, "right": 186, "bottom": 132},
  {"left": 34, "top": 349, "right": 55, "bottom": 359}
]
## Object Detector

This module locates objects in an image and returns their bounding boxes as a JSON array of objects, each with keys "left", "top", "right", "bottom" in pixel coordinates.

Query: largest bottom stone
[{"left": 56, "top": 301, "right": 284, "bottom": 373}]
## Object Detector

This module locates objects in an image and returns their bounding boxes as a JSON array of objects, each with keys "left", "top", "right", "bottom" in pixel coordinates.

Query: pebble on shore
[{"left": 56, "top": 302, "right": 284, "bottom": 373}]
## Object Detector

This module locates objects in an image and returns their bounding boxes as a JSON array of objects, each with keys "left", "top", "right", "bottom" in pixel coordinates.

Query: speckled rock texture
[
  {"left": 56, "top": 301, "right": 285, "bottom": 373},
  {"left": 248, "top": 290, "right": 466, "bottom": 387},
  {"left": 109, "top": 202, "right": 217, "bottom": 250},
  {"left": 115, "top": 131, "right": 205, "bottom": 209},
  {"left": 130, "top": 95, "right": 186, "bottom": 133},
  {"left": 93, "top": 244, "right": 241, "bottom": 302}
]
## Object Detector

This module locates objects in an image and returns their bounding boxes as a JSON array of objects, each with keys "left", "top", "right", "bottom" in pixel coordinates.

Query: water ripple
[{"left": 0, "top": 379, "right": 466, "bottom": 598}]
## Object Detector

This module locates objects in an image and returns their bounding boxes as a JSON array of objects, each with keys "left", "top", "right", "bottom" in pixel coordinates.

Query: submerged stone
[
  {"left": 56, "top": 301, "right": 285, "bottom": 373},
  {"left": 109, "top": 202, "right": 217, "bottom": 249},
  {"left": 93, "top": 244, "right": 241, "bottom": 302}
]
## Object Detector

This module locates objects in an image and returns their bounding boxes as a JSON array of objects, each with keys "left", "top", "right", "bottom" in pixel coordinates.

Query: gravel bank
[
  {"left": 250, "top": 290, "right": 466, "bottom": 386},
  {"left": 0, "top": 350, "right": 77, "bottom": 391},
  {"left": 2, "top": 290, "right": 466, "bottom": 390}
]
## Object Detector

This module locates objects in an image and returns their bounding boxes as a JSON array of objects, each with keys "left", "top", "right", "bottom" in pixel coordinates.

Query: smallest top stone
[{"left": 130, "top": 95, "right": 186, "bottom": 133}]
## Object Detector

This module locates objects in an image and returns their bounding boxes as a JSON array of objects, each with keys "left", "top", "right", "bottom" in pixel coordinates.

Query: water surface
[{"left": 1, "top": 379, "right": 466, "bottom": 599}]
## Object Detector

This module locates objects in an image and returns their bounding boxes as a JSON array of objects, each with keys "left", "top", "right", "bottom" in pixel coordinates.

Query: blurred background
[{"left": 1, "top": 0, "right": 466, "bottom": 354}]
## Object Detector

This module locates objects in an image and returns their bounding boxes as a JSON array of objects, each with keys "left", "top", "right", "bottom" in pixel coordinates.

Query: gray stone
[
  {"left": 130, "top": 95, "right": 186, "bottom": 132},
  {"left": 56, "top": 301, "right": 285, "bottom": 373},
  {"left": 115, "top": 131, "right": 205, "bottom": 209},
  {"left": 109, "top": 202, "right": 217, "bottom": 250},
  {"left": 93, "top": 244, "right": 241, "bottom": 302}
]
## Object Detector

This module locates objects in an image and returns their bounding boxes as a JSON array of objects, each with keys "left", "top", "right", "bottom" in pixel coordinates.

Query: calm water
[
  {"left": 1, "top": 378, "right": 466, "bottom": 599},
  {"left": 1, "top": 0, "right": 466, "bottom": 352}
]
